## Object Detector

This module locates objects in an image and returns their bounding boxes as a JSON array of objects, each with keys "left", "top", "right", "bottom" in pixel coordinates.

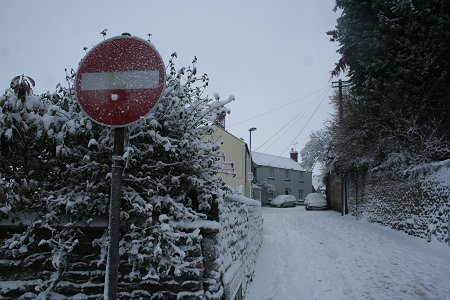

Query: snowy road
[{"left": 246, "top": 207, "right": 450, "bottom": 300}]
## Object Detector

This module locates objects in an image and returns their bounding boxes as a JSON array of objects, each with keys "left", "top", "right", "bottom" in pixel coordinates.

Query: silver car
[
  {"left": 270, "top": 195, "right": 297, "bottom": 208},
  {"left": 304, "top": 193, "right": 327, "bottom": 210}
]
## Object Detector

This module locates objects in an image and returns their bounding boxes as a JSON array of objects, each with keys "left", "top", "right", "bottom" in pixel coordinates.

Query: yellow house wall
[{"left": 207, "top": 125, "right": 251, "bottom": 198}]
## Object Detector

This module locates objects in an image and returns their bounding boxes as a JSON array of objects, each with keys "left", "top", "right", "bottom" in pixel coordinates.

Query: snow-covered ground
[{"left": 246, "top": 207, "right": 450, "bottom": 300}]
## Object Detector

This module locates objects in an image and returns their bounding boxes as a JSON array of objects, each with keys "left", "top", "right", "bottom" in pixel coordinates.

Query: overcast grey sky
[{"left": 0, "top": 0, "right": 342, "bottom": 163}]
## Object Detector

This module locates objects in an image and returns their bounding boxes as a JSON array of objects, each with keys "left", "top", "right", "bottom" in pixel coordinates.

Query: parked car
[
  {"left": 304, "top": 193, "right": 327, "bottom": 210},
  {"left": 270, "top": 195, "right": 297, "bottom": 208}
]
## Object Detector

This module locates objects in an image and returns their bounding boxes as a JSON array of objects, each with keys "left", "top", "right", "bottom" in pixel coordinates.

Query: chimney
[
  {"left": 215, "top": 112, "right": 226, "bottom": 129},
  {"left": 290, "top": 148, "right": 298, "bottom": 162}
]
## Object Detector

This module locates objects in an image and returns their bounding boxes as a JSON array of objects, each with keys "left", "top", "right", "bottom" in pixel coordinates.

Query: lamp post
[
  {"left": 248, "top": 127, "right": 257, "bottom": 199},
  {"left": 248, "top": 127, "right": 257, "bottom": 153}
]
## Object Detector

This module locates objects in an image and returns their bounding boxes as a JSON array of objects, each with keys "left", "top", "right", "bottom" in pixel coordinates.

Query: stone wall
[
  {"left": 325, "top": 174, "right": 344, "bottom": 213},
  {"left": 332, "top": 161, "right": 450, "bottom": 244},
  {"left": 0, "top": 194, "right": 263, "bottom": 299},
  {"left": 218, "top": 195, "right": 263, "bottom": 299}
]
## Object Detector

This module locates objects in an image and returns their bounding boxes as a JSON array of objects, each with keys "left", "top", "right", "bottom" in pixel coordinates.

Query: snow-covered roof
[{"left": 252, "top": 151, "right": 305, "bottom": 171}]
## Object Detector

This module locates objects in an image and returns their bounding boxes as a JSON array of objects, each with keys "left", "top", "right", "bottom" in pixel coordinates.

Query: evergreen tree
[
  {"left": 0, "top": 54, "right": 233, "bottom": 296},
  {"left": 326, "top": 0, "right": 450, "bottom": 171}
]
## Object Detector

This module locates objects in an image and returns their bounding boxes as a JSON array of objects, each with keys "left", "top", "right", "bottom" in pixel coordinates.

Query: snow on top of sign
[{"left": 252, "top": 151, "right": 305, "bottom": 171}]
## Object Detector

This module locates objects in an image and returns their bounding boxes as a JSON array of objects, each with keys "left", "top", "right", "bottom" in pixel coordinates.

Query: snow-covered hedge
[
  {"left": 0, "top": 54, "right": 238, "bottom": 298},
  {"left": 0, "top": 195, "right": 263, "bottom": 299},
  {"left": 0, "top": 54, "right": 265, "bottom": 299}
]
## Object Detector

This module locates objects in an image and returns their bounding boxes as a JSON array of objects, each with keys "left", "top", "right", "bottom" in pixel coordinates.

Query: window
[
  {"left": 268, "top": 190, "right": 274, "bottom": 200},
  {"left": 299, "top": 189, "right": 304, "bottom": 200},
  {"left": 299, "top": 172, "right": 304, "bottom": 182},
  {"left": 269, "top": 167, "right": 274, "bottom": 179},
  {"left": 285, "top": 188, "right": 290, "bottom": 195},
  {"left": 252, "top": 188, "right": 261, "bottom": 201},
  {"left": 285, "top": 169, "right": 290, "bottom": 180}
]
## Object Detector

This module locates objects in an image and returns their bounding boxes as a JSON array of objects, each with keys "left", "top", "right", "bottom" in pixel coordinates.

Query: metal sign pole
[
  {"left": 104, "top": 127, "right": 125, "bottom": 300},
  {"left": 75, "top": 34, "right": 164, "bottom": 299}
]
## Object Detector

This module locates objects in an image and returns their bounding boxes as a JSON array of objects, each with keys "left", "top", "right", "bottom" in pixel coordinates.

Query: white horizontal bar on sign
[{"left": 80, "top": 71, "right": 159, "bottom": 90}]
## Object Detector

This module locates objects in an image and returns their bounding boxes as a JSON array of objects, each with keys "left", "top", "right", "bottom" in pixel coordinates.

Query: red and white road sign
[{"left": 75, "top": 35, "right": 165, "bottom": 127}]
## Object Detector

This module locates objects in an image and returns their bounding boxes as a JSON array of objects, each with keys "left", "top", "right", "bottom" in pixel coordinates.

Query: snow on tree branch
[{"left": 0, "top": 54, "right": 232, "bottom": 295}]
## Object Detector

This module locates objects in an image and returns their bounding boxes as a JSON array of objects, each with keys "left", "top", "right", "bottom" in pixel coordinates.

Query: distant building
[{"left": 252, "top": 149, "right": 312, "bottom": 206}]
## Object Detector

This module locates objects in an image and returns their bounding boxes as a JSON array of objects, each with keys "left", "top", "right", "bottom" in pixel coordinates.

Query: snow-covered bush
[{"left": 0, "top": 53, "right": 234, "bottom": 296}]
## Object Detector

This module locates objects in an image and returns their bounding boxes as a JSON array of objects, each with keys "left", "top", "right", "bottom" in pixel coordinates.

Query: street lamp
[
  {"left": 248, "top": 127, "right": 257, "bottom": 199},
  {"left": 248, "top": 127, "right": 257, "bottom": 153}
]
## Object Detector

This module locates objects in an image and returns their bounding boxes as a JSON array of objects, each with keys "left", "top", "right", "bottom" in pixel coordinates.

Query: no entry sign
[{"left": 75, "top": 35, "right": 165, "bottom": 127}]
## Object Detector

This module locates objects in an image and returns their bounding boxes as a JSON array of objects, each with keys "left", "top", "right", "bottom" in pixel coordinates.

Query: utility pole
[
  {"left": 331, "top": 79, "right": 349, "bottom": 121},
  {"left": 332, "top": 79, "right": 349, "bottom": 216},
  {"left": 337, "top": 79, "right": 343, "bottom": 120}
]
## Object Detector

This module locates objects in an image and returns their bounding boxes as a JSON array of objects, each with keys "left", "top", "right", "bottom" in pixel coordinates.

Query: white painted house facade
[{"left": 252, "top": 150, "right": 312, "bottom": 206}]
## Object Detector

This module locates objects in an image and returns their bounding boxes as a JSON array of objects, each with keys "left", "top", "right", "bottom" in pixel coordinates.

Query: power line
[
  {"left": 265, "top": 86, "right": 331, "bottom": 166},
  {"left": 255, "top": 87, "right": 331, "bottom": 152},
  {"left": 254, "top": 92, "right": 320, "bottom": 152},
  {"left": 228, "top": 85, "right": 330, "bottom": 127},
  {"left": 280, "top": 87, "right": 330, "bottom": 154}
]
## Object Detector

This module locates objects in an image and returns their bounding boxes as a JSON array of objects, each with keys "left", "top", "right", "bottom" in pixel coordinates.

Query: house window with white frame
[
  {"left": 269, "top": 167, "right": 274, "bottom": 179},
  {"left": 285, "top": 169, "right": 290, "bottom": 180}
]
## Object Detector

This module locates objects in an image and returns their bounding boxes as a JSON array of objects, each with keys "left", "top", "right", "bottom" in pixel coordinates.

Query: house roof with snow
[{"left": 252, "top": 151, "right": 305, "bottom": 171}]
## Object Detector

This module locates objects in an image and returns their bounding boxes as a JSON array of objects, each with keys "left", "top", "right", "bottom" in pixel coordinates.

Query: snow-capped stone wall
[
  {"left": 345, "top": 160, "right": 450, "bottom": 244},
  {"left": 217, "top": 195, "right": 263, "bottom": 299}
]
